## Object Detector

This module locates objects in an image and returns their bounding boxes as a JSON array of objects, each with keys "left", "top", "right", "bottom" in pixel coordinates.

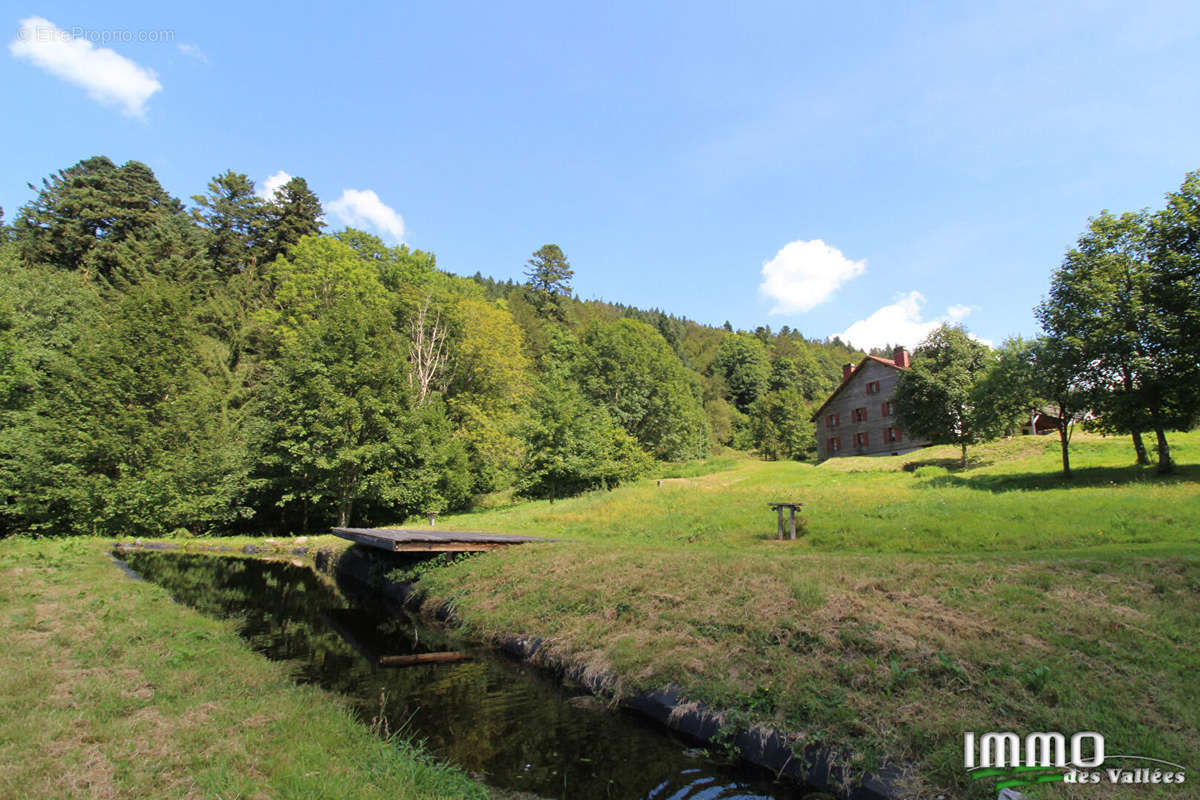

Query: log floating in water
[{"left": 378, "top": 651, "right": 469, "bottom": 667}]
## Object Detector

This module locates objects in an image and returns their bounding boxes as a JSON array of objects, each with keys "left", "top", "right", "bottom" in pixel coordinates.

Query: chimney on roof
[
  {"left": 893, "top": 346, "right": 910, "bottom": 368},
  {"left": 843, "top": 363, "right": 856, "bottom": 380}
]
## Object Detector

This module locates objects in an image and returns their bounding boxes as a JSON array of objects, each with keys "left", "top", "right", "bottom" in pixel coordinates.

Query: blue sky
[{"left": 5, "top": 1, "right": 1200, "bottom": 349}]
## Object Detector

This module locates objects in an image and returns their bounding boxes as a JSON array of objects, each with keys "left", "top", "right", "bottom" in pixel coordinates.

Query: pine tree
[
  {"left": 263, "top": 177, "right": 324, "bottom": 262},
  {"left": 191, "top": 171, "right": 270, "bottom": 277},
  {"left": 524, "top": 244, "right": 573, "bottom": 321},
  {"left": 14, "top": 157, "right": 203, "bottom": 283}
]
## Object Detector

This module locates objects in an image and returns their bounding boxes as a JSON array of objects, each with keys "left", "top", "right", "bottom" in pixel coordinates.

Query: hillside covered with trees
[{"left": 0, "top": 157, "right": 867, "bottom": 538}]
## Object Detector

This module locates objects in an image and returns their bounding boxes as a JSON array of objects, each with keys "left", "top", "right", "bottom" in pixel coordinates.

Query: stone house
[{"left": 810, "top": 346, "right": 929, "bottom": 460}]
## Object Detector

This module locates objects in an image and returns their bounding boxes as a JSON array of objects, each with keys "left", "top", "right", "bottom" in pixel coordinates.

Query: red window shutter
[
  {"left": 881, "top": 402, "right": 887, "bottom": 417},
  {"left": 895, "top": 429, "right": 901, "bottom": 442}
]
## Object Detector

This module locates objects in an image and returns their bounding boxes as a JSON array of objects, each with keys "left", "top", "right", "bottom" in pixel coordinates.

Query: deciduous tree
[
  {"left": 712, "top": 332, "right": 770, "bottom": 412},
  {"left": 893, "top": 325, "right": 998, "bottom": 469},
  {"left": 576, "top": 318, "right": 710, "bottom": 460}
]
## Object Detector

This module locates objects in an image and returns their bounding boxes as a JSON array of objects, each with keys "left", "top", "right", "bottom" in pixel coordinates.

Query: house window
[
  {"left": 885, "top": 427, "right": 902, "bottom": 443},
  {"left": 828, "top": 437, "right": 841, "bottom": 453},
  {"left": 827, "top": 413, "right": 839, "bottom": 428},
  {"left": 853, "top": 407, "right": 868, "bottom": 423},
  {"left": 866, "top": 381, "right": 881, "bottom": 394},
  {"left": 882, "top": 401, "right": 893, "bottom": 417},
  {"left": 854, "top": 432, "right": 869, "bottom": 447}
]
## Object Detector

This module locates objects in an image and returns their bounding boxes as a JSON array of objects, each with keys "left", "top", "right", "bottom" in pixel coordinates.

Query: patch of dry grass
[{"left": 420, "top": 535, "right": 1200, "bottom": 798}]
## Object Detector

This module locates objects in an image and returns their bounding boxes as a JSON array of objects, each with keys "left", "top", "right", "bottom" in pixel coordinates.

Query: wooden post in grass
[{"left": 767, "top": 502, "right": 805, "bottom": 541}]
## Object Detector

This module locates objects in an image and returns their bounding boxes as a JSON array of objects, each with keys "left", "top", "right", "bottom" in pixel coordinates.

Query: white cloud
[
  {"left": 177, "top": 43, "right": 207, "bottom": 63},
  {"left": 9, "top": 17, "right": 161, "bottom": 117},
  {"left": 946, "top": 303, "right": 973, "bottom": 322},
  {"left": 256, "top": 170, "right": 292, "bottom": 201},
  {"left": 327, "top": 189, "right": 406, "bottom": 243},
  {"left": 835, "top": 291, "right": 987, "bottom": 350},
  {"left": 759, "top": 239, "right": 866, "bottom": 314}
]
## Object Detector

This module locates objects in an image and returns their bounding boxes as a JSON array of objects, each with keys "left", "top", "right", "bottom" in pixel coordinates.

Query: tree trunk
[
  {"left": 960, "top": 441, "right": 968, "bottom": 470},
  {"left": 1131, "top": 431, "right": 1150, "bottom": 465},
  {"left": 1149, "top": 403, "right": 1174, "bottom": 475},
  {"left": 1058, "top": 422, "right": 1072, "bottom": 478},
  {"left": 1153, "top": 426, "right": 1174, "bottom": 475},
  {"left": 1121, "top": 369, "right": 1150, "bottom": 465}
]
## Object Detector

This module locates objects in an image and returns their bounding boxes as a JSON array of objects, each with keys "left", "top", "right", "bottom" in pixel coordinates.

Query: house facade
[{"left": 810, "top": 346, "right": 929, "bottom": 460}]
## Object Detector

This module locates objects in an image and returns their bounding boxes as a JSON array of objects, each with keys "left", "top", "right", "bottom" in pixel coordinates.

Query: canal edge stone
[
  {"left": 112, "top": 542, "right": 906, "bottom": 799},
  {"left": 317, "top": 545, "right": 907, "bottom": 800}
]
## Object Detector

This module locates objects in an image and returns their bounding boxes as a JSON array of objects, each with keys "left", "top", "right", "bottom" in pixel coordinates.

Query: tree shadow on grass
[
  {"left": 917, "top": 463, "right": 1200, "bottom": 492},
  {"left": 901, "top": 456, "right": 994, "bottom": 472}
]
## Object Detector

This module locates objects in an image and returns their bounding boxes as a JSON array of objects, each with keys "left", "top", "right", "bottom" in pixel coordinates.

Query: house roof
[{"left": 809, "top": 355, "right": 906, "bottom": 422}]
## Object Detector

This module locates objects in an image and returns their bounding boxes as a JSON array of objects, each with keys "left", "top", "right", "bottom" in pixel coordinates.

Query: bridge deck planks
[{"left": 331, "top": 526, "right": 553, "bottom": 553}]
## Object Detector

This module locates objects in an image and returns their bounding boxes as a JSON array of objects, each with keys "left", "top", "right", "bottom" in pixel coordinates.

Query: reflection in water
[{"left": 123, "top": 551, "right": 801, "bottom": 800}]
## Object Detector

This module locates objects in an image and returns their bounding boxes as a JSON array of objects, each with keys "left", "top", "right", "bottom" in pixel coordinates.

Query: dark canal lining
[{"left": 121, "top": 550, "right": 807, "bottom": 800}]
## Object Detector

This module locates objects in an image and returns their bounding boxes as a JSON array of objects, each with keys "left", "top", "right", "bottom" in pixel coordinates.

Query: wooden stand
[{"left": 767, "top": 502, "right": 805, "bottom": 540}]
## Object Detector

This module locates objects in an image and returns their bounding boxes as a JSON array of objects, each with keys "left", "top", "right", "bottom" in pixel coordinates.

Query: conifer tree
[
  {"left": 264, "top": 176, "right": 324, "bottom": 262},
  {"left": 524, "top": 244, "right": 573, "bottom": 321},
  {"left": 192, "top": 171, "right": 270, "bottom": 276}
]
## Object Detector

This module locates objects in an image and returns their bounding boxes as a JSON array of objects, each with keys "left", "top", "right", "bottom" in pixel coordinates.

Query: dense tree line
[
  {"left": 894, "top": 170, "right": 1200, "bottom": 475},
  {"left": 0, "top": 157, "right": 862, "bottom": 537}
]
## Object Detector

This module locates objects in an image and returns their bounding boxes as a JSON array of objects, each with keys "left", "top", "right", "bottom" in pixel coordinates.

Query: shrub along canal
[{"left": 120, "top": 550, "right": 808, "bottom": 800}]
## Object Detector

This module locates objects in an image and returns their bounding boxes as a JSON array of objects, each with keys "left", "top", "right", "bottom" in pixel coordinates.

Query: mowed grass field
[
  {"left": 0, "top": 537, "right": 486, "bottom": 800},
  {"left": 421, "top": 431, "right": 1200, "bottom": 798},
  {"left": 3, "top": 432, "right": 1194, "bottom": 799}
]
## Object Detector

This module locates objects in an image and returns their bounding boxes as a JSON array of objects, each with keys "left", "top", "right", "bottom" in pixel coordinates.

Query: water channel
[{"left": 120, "top": 550, "right": 810, "bottom": 800}]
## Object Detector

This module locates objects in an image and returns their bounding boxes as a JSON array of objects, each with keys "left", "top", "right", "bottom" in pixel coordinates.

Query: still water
[{"left": 121, "top": 551, "right": 805, "bottom": 800}]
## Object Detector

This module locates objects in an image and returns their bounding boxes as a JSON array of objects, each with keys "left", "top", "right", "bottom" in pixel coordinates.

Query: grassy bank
[
  {"left": 416, "top": 431, "right": 1200, "bottom": 798},
  {"left": 0, "top": 537, "right": 485, "bottom": 800}
]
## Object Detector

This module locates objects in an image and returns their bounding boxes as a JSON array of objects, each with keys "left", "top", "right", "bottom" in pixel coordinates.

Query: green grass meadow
[
  {"left": 420, "top": 431, "right": 1200, "bottom": 798},
  {"left": 2, "top": 431, "right": 1196, "bottom": 799},
  {"left": 0, "top": 537, "right": 486, "bottom": 800}
]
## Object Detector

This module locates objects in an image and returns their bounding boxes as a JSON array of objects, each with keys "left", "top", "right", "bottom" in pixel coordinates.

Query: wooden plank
[
  {"left": 391, "top": 542, "right": 508, "bottom": 553},
  {"left": 378, "top": 651, "right": 469, "bottom": 667},
  {"left": 331, "top": 526, "right": 553, "bottom": 553}
]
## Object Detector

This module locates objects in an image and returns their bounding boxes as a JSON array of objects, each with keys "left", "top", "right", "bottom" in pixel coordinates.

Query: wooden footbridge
[{"left": 331, "top": 526, "right": 554, "bottom": 553}]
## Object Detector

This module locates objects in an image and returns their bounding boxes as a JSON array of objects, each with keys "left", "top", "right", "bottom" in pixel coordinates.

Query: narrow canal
[{"left": 120, "top": 550, "right": 809, "bottom": 800}]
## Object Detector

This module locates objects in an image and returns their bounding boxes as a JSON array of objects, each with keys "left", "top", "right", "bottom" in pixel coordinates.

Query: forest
[{"left": 0, "top": 157, "right": 869, "bottom": 538}]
